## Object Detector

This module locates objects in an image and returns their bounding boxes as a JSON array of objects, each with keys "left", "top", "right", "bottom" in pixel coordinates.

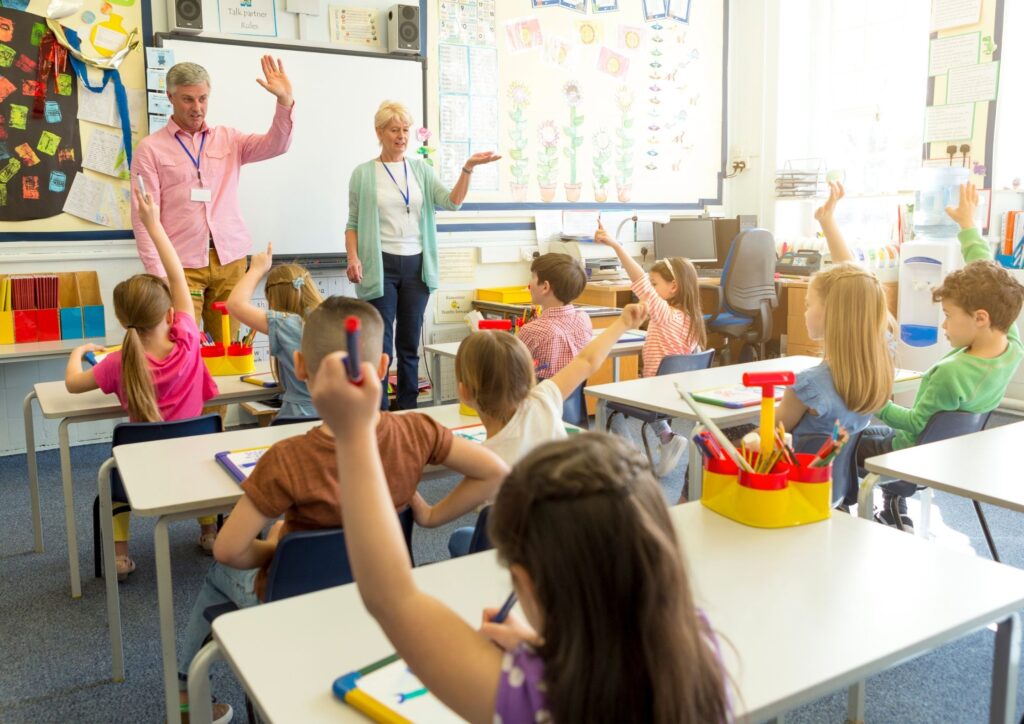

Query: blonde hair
[
  {"left": 374, "top": 100, "right": 413, "bottom": 131},
  {"left": 454, "top": 332, "right": 535, "bottom": 425},
  {"left": 810, "top": 263, "right": 894, "bottom": 414},
  {"left": 112, "top": 274, "right": 172, "bottom": 422},
  {"left": 264, "top": 264, "right": 322, "bottom": 319},
  {"left": 650, "top": 257, "right": 707, "bottom": 349}
]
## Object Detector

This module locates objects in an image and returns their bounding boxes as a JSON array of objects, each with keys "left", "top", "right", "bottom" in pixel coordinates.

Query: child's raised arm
[
  {"left": 814, "top": 181, "right": 854, "bottom": 264},
  {"left": 549, "top": 303, "right": 647, "bottom": 401},
  {"left": 133, "top": 186, "right": 193, "bottom": 318},
  {"left": 595, "top": 220, "right": 645, "bottom": 283},
  {"left": 410, "top": 437, "right": 509, "bottom": 528},
  {"left": 227, "top": 244, "right": 273, "bottom": 335},
  {"left": 309, "top": 355, "right": 503, "bottom": 724}
]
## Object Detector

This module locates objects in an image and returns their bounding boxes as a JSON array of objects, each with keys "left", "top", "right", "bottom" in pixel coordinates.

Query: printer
[{"left": 548, "top": 235, "right": 628, "bottom": 281}]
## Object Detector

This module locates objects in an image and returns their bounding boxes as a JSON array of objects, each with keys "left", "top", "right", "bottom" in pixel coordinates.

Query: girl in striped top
[{"left": 596, "top": 221, "right": 706, "bottom": 476}]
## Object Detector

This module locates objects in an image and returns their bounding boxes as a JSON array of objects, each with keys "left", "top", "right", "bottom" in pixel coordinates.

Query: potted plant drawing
[
  {"left": 416, "top": 127, "right": 435, "bottom": 166},
  {"left": 537, "top": 120, "right": 559, "bottom": 202},
  {"left": 562, "top": 80, "right": 584, "bottom": 202},
  {"left": 506, "top": 82, "right": 530, "bottom": 202},
  {"left": 591, "top": 128, "right": 612, "bottom": 202},
  {"left": 615, "top": 85, "right": 636, "bottom": 202}
]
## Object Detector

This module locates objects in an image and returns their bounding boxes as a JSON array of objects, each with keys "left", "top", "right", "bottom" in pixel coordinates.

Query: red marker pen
[{"left": 344, "top": 316, "right": 363, "bottom": 385}]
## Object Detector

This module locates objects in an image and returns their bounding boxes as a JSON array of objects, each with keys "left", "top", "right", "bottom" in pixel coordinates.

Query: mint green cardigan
[{"left": 346, "top": 157, "right": 462, "bottom": 300}]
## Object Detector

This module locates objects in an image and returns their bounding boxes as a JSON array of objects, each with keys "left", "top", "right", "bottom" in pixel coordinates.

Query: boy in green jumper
[{"left": 858, "top": 182, "right": 1024, "bottom": 530}]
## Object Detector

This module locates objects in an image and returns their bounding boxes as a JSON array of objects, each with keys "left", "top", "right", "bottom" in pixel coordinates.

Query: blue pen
[
  {"left": 492, "top": 591, "right": 517, "bottom": 624},
  {"left": 344, "top": 316, "right": 363, "bottom": 385},
  {"left": 83, "top": 351, "right": 97, "bottom": 367}
]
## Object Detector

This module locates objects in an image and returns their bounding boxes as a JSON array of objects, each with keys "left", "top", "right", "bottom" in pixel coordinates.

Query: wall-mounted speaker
[
  {"left": 387, "top": 4, "right": 420, "bottom": 55},
  {"left": 168, "top": 0, "right": 203, "bottom": 34}
]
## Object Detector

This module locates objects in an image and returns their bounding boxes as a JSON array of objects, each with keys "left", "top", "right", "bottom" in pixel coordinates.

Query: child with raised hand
[
  {"left": 65, "top": 187, "right": 220, "bottom": 578},
  {"left": 595, "top": 220, "right": 706, "bottom": 476},
  {"left": 227, "top": 243, "right": 323, "bottom": 418},
  {"left": 856, "top": 182, "right": 1024, "bottom": 530},
  {"left": 309, "top": 358, "right": 730, "bottom": 724},
  {"left": 411, "top": 302, "right": 647, "bottom": 536}
]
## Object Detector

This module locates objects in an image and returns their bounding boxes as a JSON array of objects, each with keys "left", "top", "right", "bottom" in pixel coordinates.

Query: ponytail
[
  {"left": 121, "top": 327, "right": 162, "bottom": 422},
  {"left": 112, "top": 274, "right": 173, "bottom": 422}
]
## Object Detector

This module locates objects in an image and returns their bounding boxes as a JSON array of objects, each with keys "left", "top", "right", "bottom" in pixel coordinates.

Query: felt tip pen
[
  {"left": 492, "top": 591, "right": 517, "bottom": 624},
  {"left": 83, "top": 351, "right": 97, "bottom": 367},
  {"left": 344, "top": 316, "right": 363, "bottom": 385}
]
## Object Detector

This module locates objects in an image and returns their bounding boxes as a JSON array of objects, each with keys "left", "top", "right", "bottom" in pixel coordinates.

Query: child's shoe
[
  {"left": 199, "top": 532, "right": 217, "bottom": 555},
  {"left": 115, "top": 555, "right": 136, "bottom": 582},
  {"left": 874, "top": 494, "right": 914, "bottom": 533},
  {"left": 655, "top": 434, "right": 687, "bottom": 477}
]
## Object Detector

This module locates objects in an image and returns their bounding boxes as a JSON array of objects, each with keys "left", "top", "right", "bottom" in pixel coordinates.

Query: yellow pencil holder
[
  {"left": 459, "top": 402, "right": 478, "bottom": 417},
  {"left": 202, "top": 343, "right": 256, "bottom": 376},
  {"left": 701, "top": 453, "right": 832, "bottom": 528}
]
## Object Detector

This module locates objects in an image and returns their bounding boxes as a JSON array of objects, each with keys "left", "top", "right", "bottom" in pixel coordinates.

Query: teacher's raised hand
[{"left": 256, "top": 55, "right": 293, "bottom": 107}]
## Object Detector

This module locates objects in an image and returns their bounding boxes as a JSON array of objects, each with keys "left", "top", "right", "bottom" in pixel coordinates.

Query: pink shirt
[
  {"left": 93, "top": 313, "right": 219, "bottom": 422},
  {"left": 517, "top": 305, "right": 592, "bottom": 379},
  {"left": 130, "top": 103, "right": 295, "bottom": 276},
  {"left": 631, "top": 275, "right": 697, "bottom": 377}
]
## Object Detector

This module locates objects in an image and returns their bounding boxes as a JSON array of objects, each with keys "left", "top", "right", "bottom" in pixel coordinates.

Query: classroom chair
[
  {"left": 702, "top": 228, "right": 778, "bottom": 364},
  {"left": 604, "top": 350, "right": 715, "bottom": 469},
  {"left": 562, "top": 384, "right": 589, "bottom": 429},
  {"left": 269, "top": 415, "right": 321, "bottom": 427},
  {"left": 448, "top": 505, "right": 493, "bottom": 558},
  {"left": 93, "top": 414, "right": 224, "bottom": 580}
]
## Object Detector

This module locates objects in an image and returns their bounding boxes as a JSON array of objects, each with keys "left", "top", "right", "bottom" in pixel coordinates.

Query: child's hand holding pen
[
  {"left": 308, "top": 353, "right": 381, "bottom": 437},
  {"left": 479, "top": 594, "right": 541, "bottom": 652}
]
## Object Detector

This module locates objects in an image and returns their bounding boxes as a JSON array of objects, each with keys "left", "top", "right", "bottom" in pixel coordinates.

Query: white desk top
[
  {"left": 211, "top": 503, "right": 1024, "bottom": 723},
  {"left": 865, "top": 421, "right": 1024, "bottom": 512},
  {"left": 585, "top": 356, "right": 921, "bottom": 426},
  {"left": 112, "top": 405, "right": 481, "bottom": 516},
  {"left": 0, "top": 336, "right": 121, "bottom": 364},
  {"left": 33, "top": 365, "right": 282, "bottom": 419},
  {"left": 425, "top": 331, "right": 646, "bottom": 360}
]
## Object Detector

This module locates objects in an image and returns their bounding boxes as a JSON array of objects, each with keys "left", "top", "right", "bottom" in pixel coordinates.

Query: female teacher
[{"left": 345, "top": 100, "right": 500, "bottom": 410}]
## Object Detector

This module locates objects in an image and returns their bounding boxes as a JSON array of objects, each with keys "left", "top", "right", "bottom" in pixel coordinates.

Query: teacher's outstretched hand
[{"left": 256, "top": 55, "right": 293, "bottom": 107}]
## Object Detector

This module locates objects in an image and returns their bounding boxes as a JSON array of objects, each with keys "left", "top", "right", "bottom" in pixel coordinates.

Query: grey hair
[{"left": 166, "top": 62, "right": 211, "bottom": 93}]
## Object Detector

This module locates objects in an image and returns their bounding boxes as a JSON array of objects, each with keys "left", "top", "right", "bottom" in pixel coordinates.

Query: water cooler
[{"left": 896, "top": 168, "right": 968, "bottom": 372}]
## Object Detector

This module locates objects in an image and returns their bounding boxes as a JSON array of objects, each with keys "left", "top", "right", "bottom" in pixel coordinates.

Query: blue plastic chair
[
  {"left": 467, "top": 505, "right": 492, "bottom": 554},
  {"left": 561, "top": 384, "right": 588, "bottom": 429},
  {"left": 93, "top": 414, "right": 223, "bottom": 579},
  {"left": 702, "top": 229, "right": 778, "bottom": 363},
  {"left": 604, "top": 349, "right": 715, "bottom": 467},
  {"left": 269, "top": 415, "right": 321, "bottom": 427}
]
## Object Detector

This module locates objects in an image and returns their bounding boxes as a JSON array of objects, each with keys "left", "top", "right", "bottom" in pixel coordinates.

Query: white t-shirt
[
  {"left": 483, "top": 380, "right": 568, "bottom": 466},
  {"left": 376, "top": 159, "right": 424, "bottom": 256}
]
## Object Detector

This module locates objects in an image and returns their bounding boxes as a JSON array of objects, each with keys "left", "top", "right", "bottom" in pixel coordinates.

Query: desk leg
[
  {"left": 431, "top": 352, "right": 441, "bottom": 406},
  {"left": 58, "top": 418, "right": 82, "bottom": 599},
  {"left": 857, "top": 474, "right": 880, "bottom": 521},
  {"left": 595, "top": 398, "right": 608, "bottom": 432},
  {"left": 22, "top": 391, "right": 43, "bottom": 553},
  {"left": 187, "top": 641, "right": 222, "bottom": 724},
  {"left": 687, "top": 426, "right": 704, "bottom": 501},
  {"left": 156, "top": 516, "right": 182, "bottom": 724},
  {"left": 845, "top": 681, "right": 865, "bottom": 724},
  {"left": 990, "top": 613, "right": 1021, "bottom": 724},
  {"left": 98, "top": 459, "right": 124, "bottom": 682},
  {"left": 612, "top": 356, "right": 621, "bottom": 382}
]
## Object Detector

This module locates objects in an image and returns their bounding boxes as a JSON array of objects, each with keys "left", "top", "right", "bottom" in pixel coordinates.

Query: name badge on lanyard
[{"left": 177, "top": 131, "right": 212, "bottom": 204}]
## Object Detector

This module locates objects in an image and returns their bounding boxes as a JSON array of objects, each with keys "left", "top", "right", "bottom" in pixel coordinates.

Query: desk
[
  {"left": 585, "top": 357, "right": 922, "bottom": 498},
  {"left": 110, "top": 404, "right": 478, "bottom": 724},
  {"left": 198, "top": 503, "right": 1024, "bottom": 724},
  {"left": 859, "top": 422, "right": 1024, "bottom": 550},
  {"left": 0, "top": 336, "right": 120, "bottom": 365},
  {"left": 424, "top": 331, "right": 645, "bottom": 406},
  {"left": 22, "top": 371, "right": 282, "bottom": 598}
]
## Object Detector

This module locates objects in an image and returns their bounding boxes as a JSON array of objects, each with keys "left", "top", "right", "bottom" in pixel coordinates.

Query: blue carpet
[{"left": 0, "top": 414, "right": 1022, "bottom": 722}]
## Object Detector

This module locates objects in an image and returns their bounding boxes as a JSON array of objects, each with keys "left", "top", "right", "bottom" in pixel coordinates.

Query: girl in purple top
[{"left": 311, "top": 357, "right": 731, "bottom": 724}]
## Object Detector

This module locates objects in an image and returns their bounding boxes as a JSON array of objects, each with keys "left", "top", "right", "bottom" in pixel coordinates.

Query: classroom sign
[{"left": 0, "top": 7, "right": 82, "bottom": 221}]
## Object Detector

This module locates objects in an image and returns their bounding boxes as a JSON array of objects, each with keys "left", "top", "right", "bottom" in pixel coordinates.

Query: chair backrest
[
  {"left": 270, "top": 415, "right": 321, "bottom": 427},
  {"left": 467, "top": 505, "right": 493, "bottom": 554},
  {"left": 264, "top": 508, "right": 417, "bottom": 602},
  {"left": 111, "top": 413, "right": 223, "bottom": 448},
  {"left": 655, "top": 349, "right": 715, "bottom": 376},
  {"left": 561, "top": 384, "right": 588, "bottom": 428},
  {"left": 918, "top": 410, "right": 991, "bottom": 444},
  {"left": 720, "top": 229, "right": 778, "bottom": 317}
]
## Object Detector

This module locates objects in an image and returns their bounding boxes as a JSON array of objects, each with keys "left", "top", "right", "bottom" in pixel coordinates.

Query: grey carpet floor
[{"left": 1, "top": 413, "right": 1023, "bottom": 722}]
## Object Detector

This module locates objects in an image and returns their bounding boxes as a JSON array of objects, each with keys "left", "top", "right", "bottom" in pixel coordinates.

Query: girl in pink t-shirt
[{"left": 65, "top": 187, "right": 219, "bottom": 580}]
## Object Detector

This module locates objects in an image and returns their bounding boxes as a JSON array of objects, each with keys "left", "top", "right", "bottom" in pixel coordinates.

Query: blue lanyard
[
  {"left": 380, "top": 157, "right": 410, "bottom": 213},
  {"left": 176, "top": 132, "right": 207, "bottom": 182}
]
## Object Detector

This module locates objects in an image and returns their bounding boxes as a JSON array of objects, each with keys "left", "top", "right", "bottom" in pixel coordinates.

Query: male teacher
[{"left": 131, "top": 56, "right": 294, "bottom": 341}]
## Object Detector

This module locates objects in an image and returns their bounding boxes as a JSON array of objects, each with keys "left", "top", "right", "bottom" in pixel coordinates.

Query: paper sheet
[
  {"left": 146, "top": 67, "right": 167, "bottom": 91},
  {"left": 562, "top": 210, "right": 600, "bottom": 236},
  {"left": 534, "top": 210, "right": 562, "bottom": 243},
  {"left": 930, "top": 0, "right": 981, "bottom": 32},
  {"left": 146, "top": 47, "right": 175, "bottom": 69},
  {"left": 83, "top": 128, "right": 128, "bottom": 179},
  {"left": 356, "top": 659, "right": 462, "bottom": 723},
  {"left": 439, "top": 43, "right": 469, "bottom": 93},
  {"left": 468, "top": 46, "right": 498, "bottom": 96},
  {"left": 62, "top": 172, "right": 128, "bottom": 227},
  {"left": 924, "top": 103, "right": 974, "bottom": 142},
  {"left": 437, "top": 248, "right": 476, "bottom": 285},
  {"left": 440, "top": 95, "right": 470, "bottom": 142},
  {"left": 77, "top": 83, "right": 146, "bottom": 131},
  {"left": 946, "top": 61, "right": 999, "bottom": 104},
  {"left": 928, "top": 32, "right": 979, "bottom": 76},
  {"left": 328, "top": 6, "right": 382, "bottom": 48}
]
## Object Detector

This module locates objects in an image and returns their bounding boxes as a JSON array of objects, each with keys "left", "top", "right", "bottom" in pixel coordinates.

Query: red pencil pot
[
  {"left": 201, "top": 343, "right": 226, "bottom": 358},
  {"left": 738, "top": 464, "right": 790, "bottom": 491},
  {"left": 788, "top": 453, "right": 832, "bottom": 483}
]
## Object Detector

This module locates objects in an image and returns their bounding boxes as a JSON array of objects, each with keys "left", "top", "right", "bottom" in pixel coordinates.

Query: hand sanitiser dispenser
[{"left": 897, "top": 167, "right": 968, "bottom": 372}]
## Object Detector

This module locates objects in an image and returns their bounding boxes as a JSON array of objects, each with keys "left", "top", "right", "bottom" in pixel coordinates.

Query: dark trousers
[
  {"left": 368, "top": 252, "right": 431, "bottom": 411},
  {"left": 856, "top": 425, "right": 919, "bottom": 498}
]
